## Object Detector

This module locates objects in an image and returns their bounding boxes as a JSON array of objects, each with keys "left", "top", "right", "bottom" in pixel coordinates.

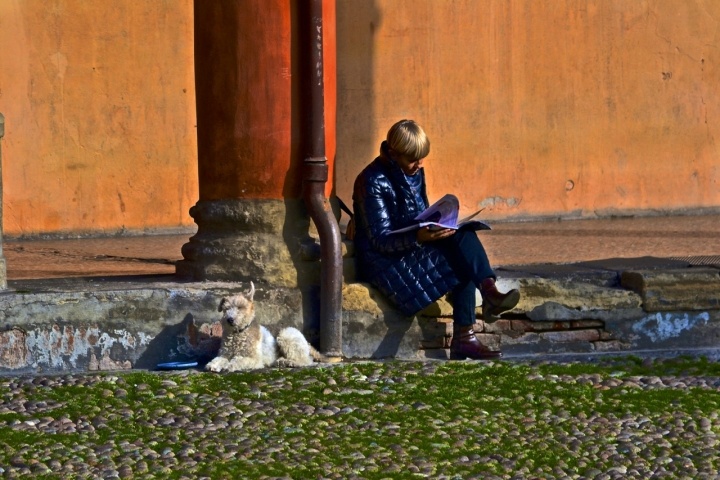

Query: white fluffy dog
[{"left": 205, "top": 282, "right": 324, "bottom": 372}]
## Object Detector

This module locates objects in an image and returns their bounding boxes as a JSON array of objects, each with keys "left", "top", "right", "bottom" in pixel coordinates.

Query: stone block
[
  {"left": 418, "top": 319, "right": 451, "bottom": 349},
  {"left": 341, "top": 282, "right": 386, "bottom": 316},
  {"left": 0, "top": 280, "right": 304, "bottom": 373},
  {"left": 498, "top": 263, "right": 619, "bottom": 287},
  {"left": 340, "top": 282, "right": 425, "bottom": 359},
  {"left": 621, "top": 268, "right": 720, "bottom": 311},
  {"left": 475, "top": 332, "right": 502, "bottom": 351},
  {"left": 593, "top": 340, "right": 629, "bottom": 352},
  {"left": 606, "top": 310, "right": 720, "bottom": 351},
  {"left": 341, "top": 309, "right": 423, "bottom": 359},
  {"left": 176, "top": 198, "right": 321, "bottom": 287},
  {"left": 3, "top": 255, "right": 719, "bottom": 372},
  {"left": 497, "top": 277, "right": 642, "bottom": 314},
  {"left": 527, "top": 301, "right": 593, "bottom": 321},
  {"left": 418, "top": 295, "right": 455, "bottom": 318}
]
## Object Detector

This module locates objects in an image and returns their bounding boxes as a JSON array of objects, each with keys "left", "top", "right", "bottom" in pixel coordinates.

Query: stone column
[
  {"left": 176, "top": 0, "right": 336, "bottom": 287},
  {"left": 0, "top": 113, "right": 6, "bottom": 289}
]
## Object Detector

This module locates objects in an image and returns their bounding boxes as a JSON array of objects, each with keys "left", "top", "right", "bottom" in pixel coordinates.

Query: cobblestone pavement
[
  {"left": 2, "top": 216, "right": 719, "bottom": 479},
  {"left": 1, "top": 359, "right": 720, "bottom": 479}
]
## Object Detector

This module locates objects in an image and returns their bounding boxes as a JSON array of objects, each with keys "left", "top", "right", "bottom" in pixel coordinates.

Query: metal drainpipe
[
  {"left": 0, "top": 113, "right": 6, "bottom": 290},
  {"left": 302, "top": 0, "right": 343, "bottom": 358}
]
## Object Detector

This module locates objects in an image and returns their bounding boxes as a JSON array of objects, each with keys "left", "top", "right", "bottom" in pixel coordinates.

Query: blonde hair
[{"left": 386, "top": 119, "right": 430, "bottom": 161}]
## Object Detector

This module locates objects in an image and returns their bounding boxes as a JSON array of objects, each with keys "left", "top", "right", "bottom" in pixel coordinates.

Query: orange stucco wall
[
  {"left": 334, "top": 0, "right": 720, "bottom": 221},
  {"left": 0, "top": 0, "right": 197, "bottom": 237},
  {"left": 0, "top": 1, "right": 717, "bottom": 238}
]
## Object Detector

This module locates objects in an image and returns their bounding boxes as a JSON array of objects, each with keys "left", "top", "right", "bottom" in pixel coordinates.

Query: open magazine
[{"left": 388, "top": 194, "right": 491, "bottom": 234}]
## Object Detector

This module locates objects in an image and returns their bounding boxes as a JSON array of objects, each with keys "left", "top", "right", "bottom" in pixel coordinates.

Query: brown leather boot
[
  {"left": 450, "top": 325, "right": 502, "bottom": 360},
  {"left": 481, "top": 278, "right": 520, "bottom": 323}
]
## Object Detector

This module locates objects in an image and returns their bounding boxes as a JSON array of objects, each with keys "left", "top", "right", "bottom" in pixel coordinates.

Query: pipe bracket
[{"left": 303, "top": 160, "right": 328, "bottom": 182}]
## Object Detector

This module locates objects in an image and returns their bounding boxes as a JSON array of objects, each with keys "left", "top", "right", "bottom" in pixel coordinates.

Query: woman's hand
[{"left": 416, "top": 226, "right": 455, "bottom": 243}]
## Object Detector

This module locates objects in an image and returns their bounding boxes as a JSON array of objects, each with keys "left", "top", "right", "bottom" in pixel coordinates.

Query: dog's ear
[
  {"left": 246, "top": 281, "right": 255, "bottom": 301},
  {"left": 218, "top": 297, "right": 229, "bottom": 312}
]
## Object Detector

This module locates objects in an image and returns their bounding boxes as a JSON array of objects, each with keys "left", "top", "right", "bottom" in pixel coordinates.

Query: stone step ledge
[
  {"left": 621, "top": 268, "right": 720, "bottom": 311},
  {"left": 1, "top": 266, "right": 719, "bottom": 373}
]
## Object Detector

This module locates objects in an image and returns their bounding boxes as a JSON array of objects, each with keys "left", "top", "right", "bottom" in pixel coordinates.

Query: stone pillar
[
  {"left": 176, "top": 0, "right": 337, "bottom": 287},
  {"left": 0, "top": 114, "right": 6, "bottom": 289}
]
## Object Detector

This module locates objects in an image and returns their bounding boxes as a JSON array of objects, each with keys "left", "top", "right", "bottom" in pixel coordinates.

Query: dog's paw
[
  {"left": 205, "top": 357, "right": 229, "bottom": 373},
  {"left": 227, "top": 356, "right": 265, "bottom": 371},
  {"left": 275, "top": 357, "right": 297, "bottom": 368}
]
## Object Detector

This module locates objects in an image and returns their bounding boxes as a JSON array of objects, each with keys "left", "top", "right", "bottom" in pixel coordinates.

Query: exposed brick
[
  {"left": 423, "top": 320, "right": 452, "bottom": 335},
  {"left": 420, "top": 336, "right": 451, "bottom": 349},
  {"left": 510, "top": 320, "right": 572, "bottom": 332},
  {"left": 416, "top": 319, "right": 452, "bottom": 349},
  {"left": 482, "top": 319, "right": 512, "bottom": 333},
  {"left": 599, "top": 331, "right": 614, "bottom": 340},
  {"left": 540, "top": 329, "right": 601, "bottom": 343},
  {"left": 570, "top": 320, "right": 604, "bottom": 329},
  {"left": 509, "top": 319, "right": 533, "bottom": 331},
  {"left": 501, "top": 331, "right": 542, "bottom": 345},
  {"left": 0, "top": 328, "right": 28, "bottom": 369}
]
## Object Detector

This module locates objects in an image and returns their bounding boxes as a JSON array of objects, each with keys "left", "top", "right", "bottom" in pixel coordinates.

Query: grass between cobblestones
[{"left": 0, "top": 356, "right": 720, "bottom": 478}]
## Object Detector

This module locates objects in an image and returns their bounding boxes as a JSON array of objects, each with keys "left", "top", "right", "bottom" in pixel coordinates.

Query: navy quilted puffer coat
[{"left": 352, "top": 142, "right": 461, "bottom": 316}]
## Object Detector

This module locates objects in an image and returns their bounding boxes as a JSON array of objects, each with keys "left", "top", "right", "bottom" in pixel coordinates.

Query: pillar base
[
  {"left": 0, "top": 258, "right": 6, "bottom": 290},
  {"left": 176, "top": 199, "right": 319, "bottom": 288}
]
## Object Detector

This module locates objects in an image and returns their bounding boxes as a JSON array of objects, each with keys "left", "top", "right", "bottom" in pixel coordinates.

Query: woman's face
[{"left": 392, "top": 150, "right": 424, "bottom": 176}]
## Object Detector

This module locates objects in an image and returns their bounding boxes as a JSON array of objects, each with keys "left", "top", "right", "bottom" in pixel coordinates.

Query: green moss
[{"left": 0, "top": 359, "right": 719, "bottom": 478}]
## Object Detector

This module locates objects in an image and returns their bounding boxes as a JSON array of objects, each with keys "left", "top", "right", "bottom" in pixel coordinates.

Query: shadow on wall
[
  {"left": 280, "top": 2, "right": 381, "bottom": 344},
  {"left": 134, "top": 313, "right": 221, "bottom": 370},
  {"left": 333, "top": 1, "right": 381, "bottom": 203},
  {"left": 282, "top": 1, "right": 327, "bottom": 345}
]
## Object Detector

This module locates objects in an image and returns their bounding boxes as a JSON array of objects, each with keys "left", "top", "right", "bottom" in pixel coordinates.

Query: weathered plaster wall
[
  {"left": 0, "top": 0, "right": 197, "bottom": 237},
  {"left": 0, "top": 1, "right": 717, "bottom": 238},
  {"left": 335, "top": 0, "right": 720, "bottom": 221}
]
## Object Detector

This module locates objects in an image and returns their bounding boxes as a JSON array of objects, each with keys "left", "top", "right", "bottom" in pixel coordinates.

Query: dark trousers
[{"left": 437, "top": 229, "right": 495, "bottom": 326}]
